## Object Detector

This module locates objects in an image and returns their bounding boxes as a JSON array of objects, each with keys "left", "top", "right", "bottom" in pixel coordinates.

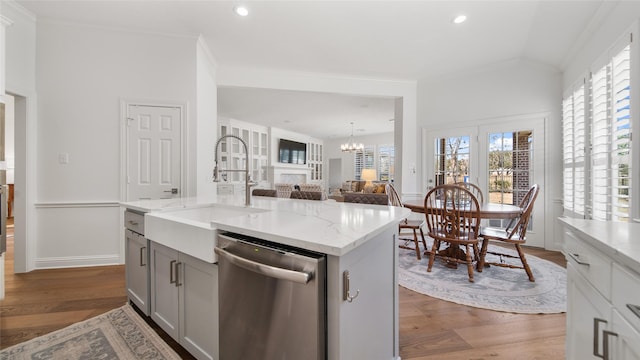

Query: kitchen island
[{"left": 121, "top": 194, "right": 410, "bottom": 360}]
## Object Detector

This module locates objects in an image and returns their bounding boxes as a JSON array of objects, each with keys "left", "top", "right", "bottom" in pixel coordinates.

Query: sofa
[{"left": 338, "top": 180, "right": 389, "bottom": 205}]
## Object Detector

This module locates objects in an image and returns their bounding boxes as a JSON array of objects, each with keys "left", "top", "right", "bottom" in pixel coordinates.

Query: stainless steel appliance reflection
[{"left": 215, "top": 232, "right": 326, "bottom": 360}]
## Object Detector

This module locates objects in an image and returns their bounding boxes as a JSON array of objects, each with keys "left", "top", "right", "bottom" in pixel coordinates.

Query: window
[
  {"left": 562, "top": 43, "right": 632, "bottom": 221},
  {"left": 434, "top": 135, "right": 470, "bottom": 185},
  {"left": 378, "top": 145, "right": 395, "bottom": 181},
  {"left": 354, "top": 146, "right": 374, "bottom": 180}
]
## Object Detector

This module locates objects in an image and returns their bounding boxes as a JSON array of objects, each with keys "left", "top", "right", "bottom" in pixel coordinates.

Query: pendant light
[{"left": 341, "top": 122, "right": 364, "bottom": 153}]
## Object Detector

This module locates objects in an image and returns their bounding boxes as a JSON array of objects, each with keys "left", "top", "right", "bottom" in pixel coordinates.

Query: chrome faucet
[{"left": 213, "top": 134, "right": 258, "bottom": 206}]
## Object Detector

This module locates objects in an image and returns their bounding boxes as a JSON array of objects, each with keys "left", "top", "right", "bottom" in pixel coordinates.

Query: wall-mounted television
[{"left": 278, "top": 139, "right": 307, "bottom": 165}]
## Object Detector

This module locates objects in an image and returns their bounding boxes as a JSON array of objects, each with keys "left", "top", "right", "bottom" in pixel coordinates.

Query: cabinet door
[
  {"left": 566, "top": 263, "right": 612, "bottom": 359},
  {"left": 612, "top": 310, "right": 640, "bottom": 360},
  {"left": 125, "top": 230, "right": 149, "bottom": 315},
  {"left": 179, "top": 253, "right": 218, "bottom": 360},
  {"left": 328, "top": 226, "right": 397, "bottom": 359},
  {"left": 150, "top": 242, "right": 180, "bottom": 339}
]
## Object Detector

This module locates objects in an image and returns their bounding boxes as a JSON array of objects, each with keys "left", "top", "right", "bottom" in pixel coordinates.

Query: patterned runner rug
[
  {"left": 0, "top": 304, "right": 181, "bottom": 360},
  {"left": 398, "top": 244, "right": 566, "bottom": 314}
]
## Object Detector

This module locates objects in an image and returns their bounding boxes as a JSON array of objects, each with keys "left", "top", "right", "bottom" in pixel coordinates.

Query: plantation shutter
[
  {"left": 591, "top": 65, "right": 610, "bottom": 220},
  {"left": 574, "top": 85, "right": 587, "bottom": 217},
  {"left": 562, "top": 96, "right": 574, "bottom": 214},
  {"left": 378, "top": 145, "right": 395, "bottom": 181},
  {"left": 611, "top": 44, "right": 632, "bottom": 221},
  {"left": 354, "top": 146, "right": 374, "bottom": 180}
]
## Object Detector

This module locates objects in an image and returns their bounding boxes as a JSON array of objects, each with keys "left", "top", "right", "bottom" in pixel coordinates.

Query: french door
[{"left": 424, "top": 117, "right": 545, "bottom": 248}]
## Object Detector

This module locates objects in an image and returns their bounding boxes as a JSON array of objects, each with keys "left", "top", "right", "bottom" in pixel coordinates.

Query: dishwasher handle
[{"left": 215, "top": 247, "right": 312, "bottom": 284}]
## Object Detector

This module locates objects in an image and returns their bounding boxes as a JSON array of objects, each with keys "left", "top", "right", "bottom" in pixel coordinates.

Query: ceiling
[{"left": 16, "top": 0, "right": 610, "bottom": 139}]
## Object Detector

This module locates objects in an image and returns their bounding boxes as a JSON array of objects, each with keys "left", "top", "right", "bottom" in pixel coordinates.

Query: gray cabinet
[
  {"left": 125, "top": 229, "right": 149, "bottom": 315},
  {"left": 125, "top": 210, "right": 149, "bottom": 315},
  {"left": 327, "top": 226, "right": 398, "bottom": 359},
  {"left": 150, "top": 241, "right": 218, "bottom": 360}
]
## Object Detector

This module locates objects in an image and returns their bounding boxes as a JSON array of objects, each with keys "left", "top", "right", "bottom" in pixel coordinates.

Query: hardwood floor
[{"left": 1, "top": 219, "right": 566, "bottom": 358}]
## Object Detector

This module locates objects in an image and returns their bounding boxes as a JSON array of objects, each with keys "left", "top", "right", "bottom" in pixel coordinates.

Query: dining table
[
  {"left": 402, "top": 199, "right": 522, "bottom": 219},
  {"left": 402, "top": 198, "right": 523, "bottom": 266}
]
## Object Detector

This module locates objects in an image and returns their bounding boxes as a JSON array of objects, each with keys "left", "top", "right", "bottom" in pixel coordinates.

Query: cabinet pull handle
[
  {"left": 139, "top": 247, "right": 146, "bottom": 266},
  {"left": 627, "top": 304, "right": 640, "bottom": 319},
  {"left": 128, "top": 220, "right": 139, "bottom": 226},
  {"left": 343, "top": 270, "right": 359, "bottom": 303},
  {"left": 169, "top": 260, "right": 177, "bottom": 284},
  {"left": 602, "top": 330, "right": 618, "bottom": 360},
  {"left": 593, "top": 318, "right": 607, "bottom": 358},
  {"left": 568, "top": 252, "right": 590, "bottom": 266},
  {"left": 175, "top": 262, "right": 182, "bottom": 287}
]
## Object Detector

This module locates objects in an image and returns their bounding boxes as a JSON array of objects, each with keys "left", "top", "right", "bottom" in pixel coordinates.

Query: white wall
[
  {"left": 2, "top": 1, "right": 37, "bottom": 272},
  {"left": 196, "top": 37, "right": 218, "bottom": 199},
  {"left": 31, "top": 21, "right": 199, "bottom": 268},
  {"left": 417, "top": 59, "right": 562, "bottom": 250}
]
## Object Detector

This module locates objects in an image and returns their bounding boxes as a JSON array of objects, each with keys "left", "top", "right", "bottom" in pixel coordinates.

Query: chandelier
[{"left": 341, "top": 122, "right": 364, "bottom": 153}]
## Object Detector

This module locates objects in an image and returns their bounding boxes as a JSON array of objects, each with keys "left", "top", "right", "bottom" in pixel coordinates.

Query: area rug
[
  {"left": 0, "top": 304, "right": 181, "bottom": 360},
  {"left": 398, "top": 244, "right": 567, "bottom": 314}
]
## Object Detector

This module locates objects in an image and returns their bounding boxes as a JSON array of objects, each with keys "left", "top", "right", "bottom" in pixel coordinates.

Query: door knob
[{"left": 164, "top": 188, "right": 178, "bottom": 194}]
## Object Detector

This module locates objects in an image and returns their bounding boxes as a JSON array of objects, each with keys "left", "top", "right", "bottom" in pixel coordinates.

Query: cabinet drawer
[
  {"left": 125, "top": 210, "right": 145, "bottom": 235},
  {"left": 564, "top": 229, "right": 612, "bottom": 300},
  {"left": 612, "top": 263, "right": 640, "bottom": 333}
]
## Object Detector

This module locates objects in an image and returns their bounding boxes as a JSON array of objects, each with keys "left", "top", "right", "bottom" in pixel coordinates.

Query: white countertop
[
  {"left": 558, "top": 217, "right": 640, "bottom": 275},
  {"left": 122, "top": 195, "right": 410, "bottom": 257}
]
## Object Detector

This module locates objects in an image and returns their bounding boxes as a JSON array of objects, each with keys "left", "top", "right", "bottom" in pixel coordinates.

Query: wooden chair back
[
  {"left": 454, "top": 182, "right": 484, "bottom": 204},
  {"left": 506, "top": 184, "right": 539, "bottom": 241},
  {"left": 386, "top": 183, "right": 403, "bottom": 207},
  {"left": 424, "top": 184, "right": 481, "bottom": 244}
]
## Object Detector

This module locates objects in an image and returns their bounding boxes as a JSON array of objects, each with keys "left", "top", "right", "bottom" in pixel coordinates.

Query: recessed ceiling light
[
  {"left": 234, "top": 5, "right": 249, "bottom": 17},
  {"left": 453, "top": 15, "right": 467, "bottom": 24}
]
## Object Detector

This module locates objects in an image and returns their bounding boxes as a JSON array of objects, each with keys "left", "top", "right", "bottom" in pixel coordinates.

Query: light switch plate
[{"left": 58, "top": 153, "right": 69, "bottom": 164}]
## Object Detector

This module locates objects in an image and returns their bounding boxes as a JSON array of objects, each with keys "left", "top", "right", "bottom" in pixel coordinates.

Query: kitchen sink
[{"left": 144, "top": 205, "right": 269, "bottom": 262}]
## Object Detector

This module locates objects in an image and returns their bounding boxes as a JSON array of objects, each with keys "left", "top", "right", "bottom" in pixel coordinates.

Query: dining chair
[
  {"left": 386, "top": 184, "right": 428, "bottom": 260},
  {"left": 424, "top": 184, "right": 481, "bottom": 282},
  {"left": 477, "top": 184, "right": 539, "bottom": 282},
  {"left": 454, "top": 182, "right": 484, "bottom": 204}
]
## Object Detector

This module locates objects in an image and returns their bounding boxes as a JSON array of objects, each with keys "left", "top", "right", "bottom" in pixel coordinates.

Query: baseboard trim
[
  {"left": 34, "top": 201, "right": 120, "bottom": 209},
  {"left": 34, "top": 254, "right": 123, "bottom": 269}
]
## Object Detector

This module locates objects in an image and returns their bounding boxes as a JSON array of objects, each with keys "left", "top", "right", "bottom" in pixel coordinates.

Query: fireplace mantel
[{"left": 268, "top": 164, "right": 311, "bottom": 184}]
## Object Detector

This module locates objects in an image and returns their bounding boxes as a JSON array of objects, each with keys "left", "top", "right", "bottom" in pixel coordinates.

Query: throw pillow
[
  {"left": 364, "top": 184, "right": 375, "bottom": 193},
  {"left": 374, "top": 184, "right": 386, "bottom": 194}
]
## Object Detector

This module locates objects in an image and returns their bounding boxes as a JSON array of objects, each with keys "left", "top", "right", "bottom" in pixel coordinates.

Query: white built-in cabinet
[
  {"left": 308, "top": 140, "right": 323, "bottom": 182},
  {"left": 218, "top": 120, "right": 269, "bottom": 190},
  {"left": 150, "top": 241, "right": 218, "bottom": 360},
  {"left": 563, "top": 221, "right": 640, "bottom": 360}
]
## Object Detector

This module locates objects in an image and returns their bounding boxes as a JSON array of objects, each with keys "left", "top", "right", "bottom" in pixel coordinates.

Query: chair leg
[
  {"left": 477, "top": 238, "right": 489, "bottom": 272},
  {"left": 419, "top": 227, "right": 428, "bottom": 250},
  {"left": 515, "top": 244, "right": 535, "bottom": 282},
  {"left": 465, "top": 244, "right": 474, "bottom": 283},
  {"left": 427, "top": 240, "right": 439, "bottom": 273},
  {"left": 412, "top": 229, "right": 421, "bottom": 260}
]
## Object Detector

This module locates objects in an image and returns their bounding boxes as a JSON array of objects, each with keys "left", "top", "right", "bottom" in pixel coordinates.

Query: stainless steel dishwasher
[{"left": 215, "top": 232, "right": 326, "bottom": 360}]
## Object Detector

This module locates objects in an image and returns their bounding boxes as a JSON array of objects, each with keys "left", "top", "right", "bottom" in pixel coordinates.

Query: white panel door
[{"left": 127, "top": 105, "right": 181, "bottom": 200}]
